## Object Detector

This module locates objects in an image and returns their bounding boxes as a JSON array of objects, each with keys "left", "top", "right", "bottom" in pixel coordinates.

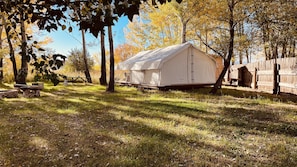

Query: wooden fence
[{"left": 225, "top": 57, "right": 297, "bottom": 95}]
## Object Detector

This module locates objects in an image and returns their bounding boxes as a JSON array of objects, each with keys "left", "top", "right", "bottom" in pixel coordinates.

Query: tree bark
[
  {"left": 272, "top": 42, "right": 278, "bottom": 60},
  {"left": 292, "top": 40, "right": 296, "bottom": 57},
  {"left": 0, "top": 18, "right": 3, "bottom": 82},
  {"left": 0, "top": 58, "right": 2, "bottom": 83},
  {"left": 205, "top": 29, "right": 208, "bottom": 54},
  {"left": 281, "top": 40, "right": 287, "bottom": 58},
  {"left": 181, "top": 19, "right": 189, "bottom": 44},
  {"left": 3, "top": 16, "right": 18, "bottom": 82},
  {"left": 17, "top": 14, "right": 28, "bottom": 84},
  {"left": 288, "top": 39, "right": 292, "bottom": 57},
  {"left": 81, "top": 30, "right": 92, "bottom": 83},
  {"left": 238, "top": 21, "right": 244, "bottom": 64},
  {"left": 210, "top": 0, "right": 235, "bottom": 94},
  {"left": 100, "top": 30, "right": 107, "bottom": 85},
  {"left": 262, "top": 23, "right": 271, "bottom": 60},
  {"left": 245, "top": 49, "right": 250, "bottom": 63},
  {"left": 106, "top": 26, "right": 115, "bottom": 92}
]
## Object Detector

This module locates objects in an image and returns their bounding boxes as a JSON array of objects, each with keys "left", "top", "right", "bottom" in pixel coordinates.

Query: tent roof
[{"left": 116, "top": 42, "right": 199, "bottom": 70}]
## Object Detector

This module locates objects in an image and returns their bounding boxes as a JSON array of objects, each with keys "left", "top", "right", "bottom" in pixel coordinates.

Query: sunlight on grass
[
  {"left": 114, "top": 105, "right": 133, "bottom": 112},
  {"left": 109, "top": 132, "right": 141, "bottom": 145},
  {"left": 3, "top": 98, "right": 30, "bottom": 102},
  {"left": 166, "top": 114, "right": 204, "bottom": 127},
  {"left": 65, "top": 98, "right": 84, "bottom": 103},
  {"left": 79, "top": 98, "right": 98, "bottom": 103},
  {"left": 56, "top": 108, "right": 79, "bottom": 114},
  {"left": 13, "top": 109, "right": 34, "bottom": 115},
  {"left": 29, "top": 136, "right": 50, "bottom": 150},
  {"left": 110, "top": 110, "right": 215, "bottom": 139},
  {"left": 147, "top": 95, "right": 188, "bottom": 103},
  {"left": 0, "top": 84, "right": 296, "bottom": 166}
]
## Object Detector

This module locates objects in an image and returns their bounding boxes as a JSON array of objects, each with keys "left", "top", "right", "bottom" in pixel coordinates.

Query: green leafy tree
[
  {"left": 125, "top": 3, "right": 181, "bottom": 50},
  {"left": 0, "top": 0, "right": 182, "bottom": 89},
  {"left": 171, "top": 0, "right": 206, "bottom": 43},
  {"left": 196, "top": 0, "right": 249, "bottom": 94},
  {"left": 252, "top": 0, "right": 297, "bottom": 60},
  {"left": 31, "top": 53, "right": 66, "bottom": 86},
  {"left": 66, "top": 48, "right": 94, "bottom": 73}
]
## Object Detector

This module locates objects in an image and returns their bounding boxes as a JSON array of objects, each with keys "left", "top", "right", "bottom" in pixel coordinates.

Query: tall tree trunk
[
  {"left": 106, "top": 26, "right": 114, "bottom": 92},
  {"left": 289, "top": 39, "right": 296, "bottom": 57},
  {"left": 100, "top": 30, "right": 107, "bottom": 85},
  {"left": 0, "top": 58, "right": 2, "bottom": 83},
  {"left": 0, "top": 17, "right": 3, "bottom": 82},
  {"left": 264, "top": 46, "right": 269, "bottom": 60},
  {"left": 288, "top": 39, "right": 292, "bottom": 57},
  {"left": 210, "top": 0, "right": 235, "bottom": 94},
  {"left": 17, "top": 14, "right": 28, "bottom": 84},
  {"left": 239, "top": 51, "right": 242, "bottom": 64},
  {"left": 238, "top": 21, "right": 243, "bottom": 64},
  {"left": 3, "top": 16, "right": 17, "bottom": 81},
  {"left": 81, "top": 29, "right": 92, "bottom": 83},
  {"left": 205, "top": 28, "right": 208, "bottom": 54},
  {"left": 281, "top": 40, "right": 287, "bottom": 58},
  {"left": 272, "top": 42, "right": 278, "bottom": 60},
  {"left": 292, "top": 40, "right": 296, "bottom": 57},
  {"left": 262, "top": 23, "right": 271, "bottom": 60},
  {"left": 181, "top": 19, "right": 189, "bottom": 44},
  {"left": 245, "top": 49, "right": 250, "bottom": 63}
]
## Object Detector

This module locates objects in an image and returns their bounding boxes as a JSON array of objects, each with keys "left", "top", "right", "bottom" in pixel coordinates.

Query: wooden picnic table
[{"left": 14, "top": 83, "right": 44, "bottom": 97}]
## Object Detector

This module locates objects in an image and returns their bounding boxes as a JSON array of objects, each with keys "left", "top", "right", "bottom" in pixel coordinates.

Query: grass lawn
[{"left": 0, "top": 84, "right": 296, "bottom": 166}]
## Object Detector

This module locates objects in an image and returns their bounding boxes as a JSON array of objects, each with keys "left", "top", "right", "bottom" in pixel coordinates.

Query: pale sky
[{"left": 41, "top": 16, "right": 129, "bottom": 57}]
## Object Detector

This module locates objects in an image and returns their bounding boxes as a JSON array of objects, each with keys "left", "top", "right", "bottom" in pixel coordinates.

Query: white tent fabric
[
  {"left": 116, "top": 42, "right": 192, "bottom": 70},
  {"left": 116, "top": 42, "right": 217, "bottom": 87}
]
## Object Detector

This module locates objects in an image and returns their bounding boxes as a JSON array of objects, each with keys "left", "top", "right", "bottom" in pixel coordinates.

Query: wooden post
[
  {"left": 273, "top": 64, "right": 280, "bottom": 94},
  {"left": 253, "top": 68, "right": 258, "bottom": 89}
]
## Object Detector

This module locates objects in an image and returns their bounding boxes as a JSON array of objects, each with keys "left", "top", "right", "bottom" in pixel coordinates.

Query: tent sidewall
[
  {"left": 191, "top": 48, "right": 217, "bottom": 84},
  {"left": 130, "top": 70, "right": 144, "bottom": 85},
  {"left": 118, "top": 43, "right": 217, "bottom": 87},
  {"left": 160, "top": 48, "right": 189, "bottom": 86},
  {"left": 160, "top": 47, "right": 217, "bottom": 86}
]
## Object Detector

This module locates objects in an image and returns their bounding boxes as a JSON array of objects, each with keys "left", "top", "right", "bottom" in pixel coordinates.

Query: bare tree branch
[{"left": 196, "top": 32, "right": 225, "bottom": 58}]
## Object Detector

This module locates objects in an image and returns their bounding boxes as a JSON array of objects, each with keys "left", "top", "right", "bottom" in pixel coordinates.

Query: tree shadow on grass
[
  {"left": 1, "top": 86, "right": 297, "bottom": 166},
  {"left": 135, "top": 97, "right": 297, "bottom": 137},
  {"left": 108, "top": 98, "right": 211, "bottom": 124},
  {"left": 0, "top": 92, "right": 121, "bottom": 165},
  {"left": 0, "top": 103, "right": 233, "bottom": 167},
  {"left": 0, "top": 92, "right": 240, "bottom": 166},
  {"left": 121, "top": 97, "right": 297, "bottom": 166},
  {"left": 220, "top": 106, "right": 297, "bottom": 137},
  {"left": 0, "top": 116, "right": 121, "bottom": 166},
  {"left": 218, "top": 87, "right": 297, "bottom": 103},
  {"left": 100, "top": 113, "right": 236, "bottom": 167}
]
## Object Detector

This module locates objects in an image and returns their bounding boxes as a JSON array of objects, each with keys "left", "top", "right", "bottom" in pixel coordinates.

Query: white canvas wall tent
[{"left": 116, "top": 42, "right": 218, "bottom": 89}]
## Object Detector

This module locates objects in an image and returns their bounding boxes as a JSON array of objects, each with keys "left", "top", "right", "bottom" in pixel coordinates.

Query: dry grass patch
[{"left": 0, "top": 84, "right": 296, "bottom": 166}]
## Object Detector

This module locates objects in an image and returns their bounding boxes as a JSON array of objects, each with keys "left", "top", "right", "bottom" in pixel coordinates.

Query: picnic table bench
[
  {"left": 62, "top": 76, "right": 87, "bottom": 85},
  {"left": 14, "top": 83, "right": 44, "bottom": 98},
  {"left": 0, "top": 89, "right": 18, "bottom": 99}
]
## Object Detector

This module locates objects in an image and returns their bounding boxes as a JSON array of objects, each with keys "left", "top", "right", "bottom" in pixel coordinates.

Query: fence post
[
  {"left": 254, "top": 68, "right": 258, "bottom": 89},
  {"left": 273, "top": 64, "right": 280, "bottom": 94}
]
